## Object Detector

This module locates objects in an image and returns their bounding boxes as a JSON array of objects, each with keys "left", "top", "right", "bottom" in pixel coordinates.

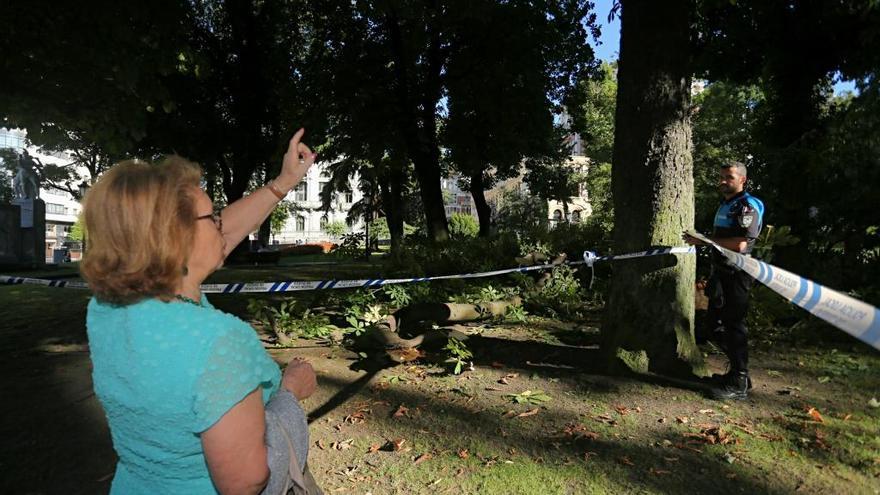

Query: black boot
[
  {"left": 711, "top": 370, "right": 753, "bottom": 390},
  {"left": 708, "top": 371, "right": 750, "bottom": 400}
]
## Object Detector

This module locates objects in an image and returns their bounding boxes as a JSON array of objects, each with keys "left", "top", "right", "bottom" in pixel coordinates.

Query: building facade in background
[{"left": 271, "top": 164, "right": 365, "bottom": 244}]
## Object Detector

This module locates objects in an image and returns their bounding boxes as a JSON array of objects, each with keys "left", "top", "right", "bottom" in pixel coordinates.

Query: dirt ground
[{"left": 1, "top": 284, "right": 878, "bottom": 494}]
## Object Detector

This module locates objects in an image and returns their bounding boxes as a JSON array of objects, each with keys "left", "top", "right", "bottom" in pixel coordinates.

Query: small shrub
[
  {"left": 382, "top": 285, "right": 412, "bottom": 308},
  {"left": 338, "top": 288, "right": 378, "bottom": 321},
  {"left": 504, "top": 304, "right": 528, "bottom": 323},
  {"left": 444, "top": 337, "right": 473, "bottom": 375},
  {"left": 524, "top": 264, "right": 587, "bottom": 319},
  {"left": 447, "top": 283, "right": 518, "bottom": 304},
  {"left": 324, "top": 220, "right": 348, "bottom": 239},
  {"left": 332, "top": 232, "right": 366, "bottom": 259},
  {"left": 249, "top": 299, "right": 335, "bottom": 341},
  {"left": 449, "top": 213, "right": 479, "bottom": 238},
  {"left": 387, "top": 233, "right": 520, "bottom": 277},
  {"left": 344, "top": 315, "right": 368, "bottom": 337}
]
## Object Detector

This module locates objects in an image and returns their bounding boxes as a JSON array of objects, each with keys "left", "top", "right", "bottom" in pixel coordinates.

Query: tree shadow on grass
[{"left": 309, "top": 372, "right": 796, "bottom": 495}]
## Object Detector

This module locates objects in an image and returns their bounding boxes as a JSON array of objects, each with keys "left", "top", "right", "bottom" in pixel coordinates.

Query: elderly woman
[{"left": 81, "top": 130, "right": 318, "bottom": 494}]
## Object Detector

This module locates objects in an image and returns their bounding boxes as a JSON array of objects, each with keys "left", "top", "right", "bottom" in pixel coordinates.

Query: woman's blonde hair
[{"left": 80, "top": 156, "right": 203, "bottom": 305}]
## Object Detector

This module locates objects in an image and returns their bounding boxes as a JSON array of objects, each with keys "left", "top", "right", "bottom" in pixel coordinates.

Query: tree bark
[
  {"left": 602, "top": 0, "right": 703, "bottom": 377},
  {"left": 378, "top": 163, "right": 406, "bottom": 254},
  {"left": 385, "top": 5, "right": 449, "bottom": 243},
  {"left": 469, "top": 170, "right": 493, "bottom": 237}
]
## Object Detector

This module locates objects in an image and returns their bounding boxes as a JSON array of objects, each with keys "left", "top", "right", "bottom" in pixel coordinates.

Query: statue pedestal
[
  {"left": 12, "top": 197, "right": 37, "bottom": 227},
  {"left": 7, "top": 199, "right": 46, "bottom": 267},
  {"left": 0, "top": 205, "right": 22, "bottom": 265}
]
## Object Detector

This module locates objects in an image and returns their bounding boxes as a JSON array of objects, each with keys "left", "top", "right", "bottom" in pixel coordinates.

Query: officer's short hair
[{"left": 721, "top": 160, "right": 747, "bottom": 178}]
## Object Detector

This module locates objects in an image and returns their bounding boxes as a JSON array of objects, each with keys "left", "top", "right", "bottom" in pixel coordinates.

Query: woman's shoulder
[{"left": 88, "top": 296, "right": 253, "bottom": 338}]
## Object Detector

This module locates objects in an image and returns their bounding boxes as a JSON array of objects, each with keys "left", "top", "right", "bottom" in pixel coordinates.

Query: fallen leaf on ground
[
  {"left": 316, "top": 439, "right": 327, "bottom": 450},
  {"left": 817, "top": 376, "right": 831, "bottom": 384},
  {"left": 649, "top": 467, "right": 671, "bottom": 475},
  {"left": 806, "top": 407, "right": 824, "bottom": 423},
  {"left": 367, "top": 444, "right": 381, "bottom": 454},
  {"left": 614, "top": 405, "right": 630, "bottom": 415},
  {"left": 698, "top": 409, "right": 715, "bottom": 415},
  {"left": 674, "top": 443, "right": 703, "bottom": 454},
  {"left": 392, "top": 405, "right": 409, "bottom": 418},
  {"left": 686, "top": 425, "right": 739, "bottom": 445},
  {"left": 332, "top": 439, "right": 354, "bottom": 451},
  {"left": 485, "top": 386, "right": 503, "bottom": 391},
  {"left": 618, "top": 456, "right": 635, "bottom": 466},
  {"left": 388, "top": 347, "right": 424, "bottom": 363},
  {"left": 388, "top": 438, "right": 406, "bottom": 452},
  {"left": 676, "top": 416, "right": 689, "bottom": 424},
  {"left": 413, "top": 453, "right": 433, "bottom": 465},
  {"left": 516, "top": 408, "right": 540, "bottom": 418},
  {"left": 562, "top": 423, "right": 600, "bottom": 441},
  {"left": 344, "top": 411, "right": 368, "bottom": 424},
  {"left": 458, "top": 449, "right": 469, "bottom": 459}
]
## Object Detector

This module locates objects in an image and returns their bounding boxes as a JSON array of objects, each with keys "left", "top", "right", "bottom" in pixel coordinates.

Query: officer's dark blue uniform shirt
[{"left": 712, "top": 191, "right": 764, "bottom": 256}]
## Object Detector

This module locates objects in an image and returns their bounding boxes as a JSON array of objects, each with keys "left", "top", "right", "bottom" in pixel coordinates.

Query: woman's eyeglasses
[{"left": 196, "top": 212, "right": 223, "bottom": 234}]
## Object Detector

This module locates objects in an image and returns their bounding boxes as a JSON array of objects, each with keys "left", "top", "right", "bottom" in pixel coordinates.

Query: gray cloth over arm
[{"left": 261, "top": 389, "right": 310, "bottom": 495}]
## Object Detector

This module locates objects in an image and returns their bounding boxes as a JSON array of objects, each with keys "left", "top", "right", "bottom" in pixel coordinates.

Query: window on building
[
  {"left": 552, "top": 210, "right": 563, "bottom": 223},
  {"left": 344, "top": 191, "right": 353, "bottom": 204},
  {"left": 46, "top": 203, "right": 65, "bottom": 214},
  {"left": 320, "top": 216, "right": 328, "bottom": 231},
  {"left": 0, "top": 129, "right": 27, "bottom": 149},
  {"left": 294, "top": 183, "right": 308, "bottom": 202},
  {"left": 296, "top": 216, "right": 306, "bottom": 232},
  {"left": 571, "top": 210, "right": 581, "bottom": 223}
]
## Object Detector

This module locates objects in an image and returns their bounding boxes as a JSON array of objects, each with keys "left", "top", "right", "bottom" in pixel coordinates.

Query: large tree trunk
[
  {"left": 379, "top": 164, "right": 406, "bottom": 254},
  {"left": 470, "top": 170, "right": 492, "bottom": 237},
  {"left": 386, "top": 4, "right": 450, "bottom": 243},
  {"left": 601, "top": 0, "right": 703, "bottom": 377},
  {"left": 412, "top": 152, "right": 450, "bottom": 242}
]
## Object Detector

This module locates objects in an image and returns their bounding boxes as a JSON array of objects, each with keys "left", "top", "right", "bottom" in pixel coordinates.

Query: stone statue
[{"left": 13, "top": 150, "right": 41, "bottom": 200}]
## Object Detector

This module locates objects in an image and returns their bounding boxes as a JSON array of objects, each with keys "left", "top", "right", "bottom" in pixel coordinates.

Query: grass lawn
[{"left": 1, "top": 263, "right": 878, "bottom": 494}]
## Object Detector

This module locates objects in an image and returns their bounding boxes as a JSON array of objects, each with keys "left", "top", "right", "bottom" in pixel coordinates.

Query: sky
[{"left": 588, "top": 0, "right": 856, "bottom": 95}]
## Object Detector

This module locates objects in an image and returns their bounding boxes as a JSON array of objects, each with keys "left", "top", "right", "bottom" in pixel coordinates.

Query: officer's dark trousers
[{"left": 706, "top": 268, "right": 753, "bottom": 373}]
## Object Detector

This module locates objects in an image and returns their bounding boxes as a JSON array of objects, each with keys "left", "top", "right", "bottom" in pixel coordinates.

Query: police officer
[{"left": 685, "top": 160, "right": 764, "bottom": 400}]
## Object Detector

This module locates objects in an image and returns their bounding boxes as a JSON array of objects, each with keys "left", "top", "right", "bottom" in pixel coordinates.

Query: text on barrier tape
[{"left": 687, "top": 231, "right": 880, "bottom": 352}]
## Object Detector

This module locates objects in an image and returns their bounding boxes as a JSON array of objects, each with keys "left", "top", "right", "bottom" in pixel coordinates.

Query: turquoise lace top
[{"left": 87, "top": 295, "right": 281, "bottom": 494}]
